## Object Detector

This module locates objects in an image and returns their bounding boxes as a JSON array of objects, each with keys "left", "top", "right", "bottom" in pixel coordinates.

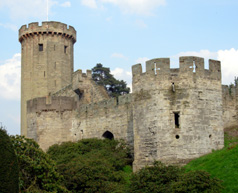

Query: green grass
[{"left": 184, "top": 127, "right": 238, "bottom": 193}]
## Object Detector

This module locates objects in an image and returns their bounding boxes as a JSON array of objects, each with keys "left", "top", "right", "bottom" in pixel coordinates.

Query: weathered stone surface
[{"left": 20, "top": 22, "right": 238, "bottom": 171}]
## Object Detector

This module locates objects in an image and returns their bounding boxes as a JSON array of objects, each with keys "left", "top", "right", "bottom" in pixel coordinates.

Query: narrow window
[
  {"left": 44, "top": 71, "right": 45, "bottom": 77},
  {"left": 193, "top": 61, "right": 196, "bottom": 72},
  {"left": 174, "top": 112, "right": 180, "bottom": 128},
  {"left": 39, "top": 44, "right": 43, "bottom": 51},
  {"left": 64, "top": 46, "right": 68, "bottom": 54}
]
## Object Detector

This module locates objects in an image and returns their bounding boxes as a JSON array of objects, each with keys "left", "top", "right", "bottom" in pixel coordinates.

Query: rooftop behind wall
[
  {"left": 19, "top": 21, "right": 76, "bottom": 43},
  {"left": 132, "top": 56, "right": 221, "bottom": 81}
]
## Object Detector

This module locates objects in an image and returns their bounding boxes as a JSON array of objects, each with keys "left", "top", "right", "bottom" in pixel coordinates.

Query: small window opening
[
  {"left": 172, "top": 82, "right": 175, "bottom": 92},
  {"left": 44, "top": 71, "right": 45, "bottom": 77},
  {"left": 74, "top": 88, "right": 83, "bottom": 100},
  {"left": 174, "top": 112, "right": 180, "bottom": 128},
  {"left": 102, "top": 131, "right": 114, "bottom": 140},
  {"left": 209, "top": 134, "right": 212, "bottom": 138},
  {"left": 64, "top": 46, "right": 68, "bottom": 53},
  {"left": 39, "top": 44, "right": 43, "bottom": 51},
  {"left": 175, "top": 135, "right": 180, "bottom": 139}
]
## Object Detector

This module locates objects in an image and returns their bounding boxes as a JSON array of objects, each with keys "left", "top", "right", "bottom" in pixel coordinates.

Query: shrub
[
  {"left": 129, "top": 161, "right": 182, "bottom": 193},
  {"left": 129, "top": 161, "right": 223, "bottom": 193},
  {"left": 0, "top": 128, "right": 19, "bottom": 193},
  {"left": 171, "top": 170, "right": 223, "bottom": 193},
  {"left": 11, "top": 135, "right": 68, "bottom": 192},
  {"left": 47, "top": 138, "right": 132, "bottom": 193}
]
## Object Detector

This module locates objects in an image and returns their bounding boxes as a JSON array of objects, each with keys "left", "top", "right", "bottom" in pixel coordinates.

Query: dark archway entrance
[{"left": 102, "top": 131, "right": 114, "bottom": 140}]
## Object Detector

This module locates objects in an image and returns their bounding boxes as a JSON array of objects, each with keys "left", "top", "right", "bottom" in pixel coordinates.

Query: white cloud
[
  {"left": 171, "top": 50, "right": 218, "bottom": 69},
  {"left": 172, "top": 49, "right": 238, "bottom": 85},
  {"left": 0, "top": 23, "right": 18, "bottom": 31},
  {"left": 0, "top": 0, "right": 62, "bottom": 19},
  {"left": 81, "top": 0, "right": 97, "bottom": 9},
  {"left": 175, "top": 50, "right": 218, "bottom": 61},
  {"left": 60, "top": 1, "right": 71, "bottom": 7},
  {"left": 135, "top": 20, "right": 147, "bottom": 28},
  {"left": 111, "top": 67, "right": 132, "bottom": 91},
  {"left": 81, "top": 0, "right": 166, "bottom": 15},
  {"left": 217, "top": 48, "right": 238, "bottom": 85},
  {"left": 136, "top": 57, "right": 149, "bottom": 66},
  {"left": 0, "top": 54, "right": 21, "bottom": 100},
  {"left": 111, "top": 53, "right": 128, "bottom": 60}
]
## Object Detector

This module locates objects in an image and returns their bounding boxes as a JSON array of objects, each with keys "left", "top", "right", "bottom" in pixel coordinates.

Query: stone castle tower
[
  {"left": 19, "top": 22, "right": 76, "bottom": 136},
  {"left": 19, "top": 21, "right": 238, "bottom": 170}
]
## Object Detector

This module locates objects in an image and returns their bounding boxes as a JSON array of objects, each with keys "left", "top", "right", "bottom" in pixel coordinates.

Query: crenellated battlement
[
  {"left": 132, "top": 56, "right": 221, "bottom": 80},
  {"left": 132, "top": 56, "right": 221, "bottom": 92},
  {"left": 73, "top": 69, "right": 92, "bottom": 83},
  {"left": 27, "top": 96, "right": 76, "bottom": 113},
  {"left": 19, "top": 21, "right": 76, "bottom": 43}
]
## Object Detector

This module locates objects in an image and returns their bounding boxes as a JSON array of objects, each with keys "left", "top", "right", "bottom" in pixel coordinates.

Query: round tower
[{"left": 19, "top": 21, "right": 76, "bottom": 136}]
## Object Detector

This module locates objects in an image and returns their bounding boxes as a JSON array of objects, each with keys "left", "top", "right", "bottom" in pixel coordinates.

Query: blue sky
[{"left": 1, "top": 0, "right": 238, "bottom": 135}]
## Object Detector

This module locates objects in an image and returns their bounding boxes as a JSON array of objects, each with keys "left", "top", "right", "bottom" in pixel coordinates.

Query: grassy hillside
[{"left": 184, "top": 127, "right": 238, "bottom": 193}]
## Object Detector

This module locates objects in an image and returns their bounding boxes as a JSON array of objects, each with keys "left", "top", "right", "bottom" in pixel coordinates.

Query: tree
[
  {"left": 129, "top": 161, "right": 223, "bottom": 193},
  {"left": 11, "top": 135, "right": 68, "bottom": 192},
  {"left": 47, "top": 138, "right": 133, "bottom": 193},
  {"left": 92, "top": 63, "right": 130, "bottom": 97},
  {"left": 0, "top": 128, "right": 19, "bottom": 193}
]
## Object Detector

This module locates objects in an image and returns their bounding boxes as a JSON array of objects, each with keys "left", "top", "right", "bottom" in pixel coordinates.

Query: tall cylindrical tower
[{"left": 19, "top": 21, "right": 76, "bottom": 136}]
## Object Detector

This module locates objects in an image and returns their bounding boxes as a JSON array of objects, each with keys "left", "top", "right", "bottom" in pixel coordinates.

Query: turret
[{"left": 19, "top": 21, "right": 76, "bottom": 136}]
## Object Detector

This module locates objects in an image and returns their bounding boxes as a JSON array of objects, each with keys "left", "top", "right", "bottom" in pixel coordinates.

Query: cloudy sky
[{"left": 1, "top": 0, "right": 238, "bottom": 135}]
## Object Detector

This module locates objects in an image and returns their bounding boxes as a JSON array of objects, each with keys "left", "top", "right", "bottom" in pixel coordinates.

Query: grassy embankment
[{"left": 184, "top": 127, "right": 238, "bottom": 193}]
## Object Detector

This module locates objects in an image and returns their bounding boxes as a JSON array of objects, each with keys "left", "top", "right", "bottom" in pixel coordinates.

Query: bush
[
  {"left": 171, "top": 170, "right": 223, "bottom": 193},
  {"left": 129, "top": 161, "right": 182, "bottom": 193},
  {"left": 47, "top": 138, "right": 133, "bottom": 193},
  {"left": 129, "top": 161, "right": 223, "bottom": 193},
  {"left": 11, "top": 135, "right": 68, "bottom": 192},
  {"left": 0, "top": 128, "right": 19, "bottom": 193}
]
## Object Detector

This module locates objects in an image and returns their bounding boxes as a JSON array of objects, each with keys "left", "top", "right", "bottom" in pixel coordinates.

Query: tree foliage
[
  {"left": 47, "top": 138, "right": 133, "bottom": 193},
  {"left": 0, "top": 128, "right": 19, "bottom": 193},
  {"left": 129, "top": 161, "right": 223, "bottom": 193},
  {"left": 92, "top": 63, "right": 130, "bottom": 97},
  {"left": 10, "top": 135, "right": 68, "bottom": 192}
]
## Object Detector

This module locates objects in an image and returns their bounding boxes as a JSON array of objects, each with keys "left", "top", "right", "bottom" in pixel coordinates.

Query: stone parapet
[
  {"left": 19, "top": 21, "right": 76, "bottom": 43},
  {"left": 132, "top": 56, "right": 221, "bottom": 80},
  {"left": 27, "top": 96, "right": 76, "bottom": 113}
]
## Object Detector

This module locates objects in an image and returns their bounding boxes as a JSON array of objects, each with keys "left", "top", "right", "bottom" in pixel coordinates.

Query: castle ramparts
[
  {"left": 19, "top": 21, "right": 76, "bottom": 43},
  {"left": 19, "top": 21, "right": 238, "bottom": 171}
]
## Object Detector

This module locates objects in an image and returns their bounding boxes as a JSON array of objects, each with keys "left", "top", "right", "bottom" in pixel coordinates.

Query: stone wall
[
  {"left": 19, "top": 21, "right": 76, "bottom": 136},
  {"left": 132, "top": 57, "right": 224, "bottom": 170},
  {"left": 27, "top": 96, "right": 76, "bottom": 151},
  {"left": 25, "top": 56, "right": 232, "bottom": 171},
  {"left": 222, "top": 85, "right": 238, "bottom": 128}
]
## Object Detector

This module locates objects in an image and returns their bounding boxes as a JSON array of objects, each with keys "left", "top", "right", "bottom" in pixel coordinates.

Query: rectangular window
[
  {"left": 174, "top": 112, "right": 180, "bottom": 128},
  {"left": 39, "top": 44, "right": 43, "bottom": 51},
  {"left": 64, "top": 46, "right": 68, "bottom": 54}
]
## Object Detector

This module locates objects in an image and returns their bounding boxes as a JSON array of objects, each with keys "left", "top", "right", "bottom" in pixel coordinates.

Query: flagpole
[{"left": 47, "top": 0, "right": 49, "bottom": 21}]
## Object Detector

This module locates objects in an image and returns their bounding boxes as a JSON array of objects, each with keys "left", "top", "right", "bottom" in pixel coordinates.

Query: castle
[{"left": 19, "top": 21, "right": 238, "bottom": 171}]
